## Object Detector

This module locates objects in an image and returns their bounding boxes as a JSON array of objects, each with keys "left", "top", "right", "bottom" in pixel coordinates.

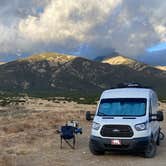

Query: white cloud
[
  {"left": 0, "top": 0, "right": 166, "bottom": 60},
  {"left": 19, "top": 0, "right": 121, "bottom": 42},
  {"left": 154, "top": 25, "right": 166, "bottom": 42}
]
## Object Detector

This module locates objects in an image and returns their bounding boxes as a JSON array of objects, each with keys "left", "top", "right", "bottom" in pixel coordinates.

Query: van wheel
[
  {"left": 89, "top": 140, "right": 105, "bottom": 155},
  {"left": 144, "top": 140, "right": 157, "bottom": 158}
]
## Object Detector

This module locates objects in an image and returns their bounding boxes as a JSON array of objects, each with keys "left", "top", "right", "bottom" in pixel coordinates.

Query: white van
[{"left": 86, "top": 83, "right": 164, "bottom": 158}]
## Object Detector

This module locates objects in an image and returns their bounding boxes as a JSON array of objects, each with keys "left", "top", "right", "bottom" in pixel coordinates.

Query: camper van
[{"left": 86, "top": 83, "right": 164, "bottom": 158}]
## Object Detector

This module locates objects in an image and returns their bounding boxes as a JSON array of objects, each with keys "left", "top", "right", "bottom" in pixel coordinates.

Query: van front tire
[
  {"left": 89, "top": 140, "right": 105, "bottom": 155},
  {"left": 144, "top": 140, "right": 157, "bottom": 158}
]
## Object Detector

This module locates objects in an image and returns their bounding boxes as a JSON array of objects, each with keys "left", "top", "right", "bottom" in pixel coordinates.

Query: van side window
[
  {"left": 151, "top": 93, "right": 157, "bottom": 114},
  {"left": 149, "top": 100, "right": 152, "bottom": 116}
]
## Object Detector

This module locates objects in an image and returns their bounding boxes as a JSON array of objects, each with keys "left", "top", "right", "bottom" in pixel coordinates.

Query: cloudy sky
[{"left": 0, "top": 0, "right": 166, "bottom": 65}]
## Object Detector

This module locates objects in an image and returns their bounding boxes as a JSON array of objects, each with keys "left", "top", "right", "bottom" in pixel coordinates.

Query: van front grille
[{"left": 100, "top": 125, "right": 133, "bottom": 137}]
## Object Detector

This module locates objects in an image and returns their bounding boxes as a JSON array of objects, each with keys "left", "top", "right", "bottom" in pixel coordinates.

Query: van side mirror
[
  {"left": 157, "top": 111, "right": 164, "bottom": 121},
  {"left": 150, "top": 111, "right": 164, "bottom": 122},
  {"left": 86, "top": 111, "right": 95, "bottom": 121}
]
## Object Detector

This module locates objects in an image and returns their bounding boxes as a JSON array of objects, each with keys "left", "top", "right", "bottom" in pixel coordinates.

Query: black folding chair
[{"left": 60, "top": 125, "right": 76, "bottom": 149}]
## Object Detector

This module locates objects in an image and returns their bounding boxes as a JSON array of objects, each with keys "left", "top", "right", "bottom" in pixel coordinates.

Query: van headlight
[
  {"left": 135, "top": 122, "right": 147, "bottom": 131},
  {"left": 92, "top": 122, "right": 101, "bottom": 130}
]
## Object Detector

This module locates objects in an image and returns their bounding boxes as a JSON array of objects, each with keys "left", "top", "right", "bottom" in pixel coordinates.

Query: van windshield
[{"left": 98, "top": 98, "right": 147, "bottom": 116}]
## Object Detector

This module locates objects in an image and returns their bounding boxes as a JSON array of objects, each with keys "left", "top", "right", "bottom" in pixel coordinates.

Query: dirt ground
[{"left": 0, "top": 98, "right": 166, "bottom": 166}]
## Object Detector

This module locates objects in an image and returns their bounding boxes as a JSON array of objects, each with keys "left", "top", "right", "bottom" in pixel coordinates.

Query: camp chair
[{"left": 60, "top": 125, "right": 76, "bottom": 149}]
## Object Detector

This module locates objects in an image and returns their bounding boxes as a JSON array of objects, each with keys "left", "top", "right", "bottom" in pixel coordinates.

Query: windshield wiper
[
  {"left": 123, "top": 117, "right": 136, "bottom": 119},
  {"left": 98, "top": 113, "right": 115, "bottom": 119},
  {"left": 98, "top": 112, "right": 108, "bottom": 116}
]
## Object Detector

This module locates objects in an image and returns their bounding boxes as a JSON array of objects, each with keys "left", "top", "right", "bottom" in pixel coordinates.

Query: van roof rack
[{"left": 113, "top": 82, "right": 152, "bottom": 89}]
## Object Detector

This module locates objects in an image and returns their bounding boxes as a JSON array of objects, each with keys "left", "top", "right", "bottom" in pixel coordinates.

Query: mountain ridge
[
  {"left": 155, "top": 66, "right": 166, "bottom": 71},
  {"left": 0, "top": 52, "right": 166, "bottom": 99},
  {"left": 19, "top": 52, "right": 77, "bottom": 63},
  {"left": 102, "top": 55, "right": 138, "bottom": 65},
  {"left": 0, "top": 62, "right": 5, "bottom": 65}
]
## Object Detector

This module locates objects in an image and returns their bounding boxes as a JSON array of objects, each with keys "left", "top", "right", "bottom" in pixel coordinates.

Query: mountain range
[{"left": 0, "top": 53, "right": 166, "bottom": 99}]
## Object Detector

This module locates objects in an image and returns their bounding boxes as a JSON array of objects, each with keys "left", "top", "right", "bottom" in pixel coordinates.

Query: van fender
[{"left": 151, "top": 128, "right": 159, "bottom": 143}]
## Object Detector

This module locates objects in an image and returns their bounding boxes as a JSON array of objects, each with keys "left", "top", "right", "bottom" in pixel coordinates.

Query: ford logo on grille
[{"left": 112, "top": 129, "right": 120, "bottom": 132}]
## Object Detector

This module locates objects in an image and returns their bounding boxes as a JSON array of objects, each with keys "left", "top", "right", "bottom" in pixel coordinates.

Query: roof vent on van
[{"left": 117, "top": 82, "right": 143, "bottom": 88}]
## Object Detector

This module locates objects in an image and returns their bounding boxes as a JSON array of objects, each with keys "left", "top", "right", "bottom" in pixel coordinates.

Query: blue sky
[
  {"left": 0, "top": 0, "right": 165, "bottom": 65},
  {"left": 147, "top": 42, "right": 166, "bottom": 52}
]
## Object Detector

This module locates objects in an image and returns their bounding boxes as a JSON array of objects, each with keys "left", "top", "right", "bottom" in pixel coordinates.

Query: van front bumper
[{"left": 90, "top": 135, "right": 150, "bottom": 152}]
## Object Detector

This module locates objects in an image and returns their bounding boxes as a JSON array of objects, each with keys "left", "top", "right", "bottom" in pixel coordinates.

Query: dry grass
[
  {"left": 0, "top": 98, "right": 96, "bottom": 165},
  {"left": 0, "top": 98, "right": 165, "bottom": 166}
]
